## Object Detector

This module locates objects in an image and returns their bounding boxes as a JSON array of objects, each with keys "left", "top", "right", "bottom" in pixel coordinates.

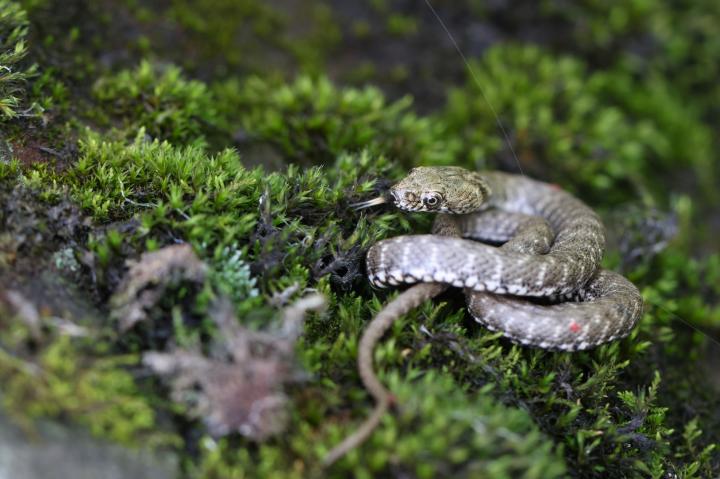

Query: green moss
[
  {"left": 0, "top": 330, "right": 177, "bottom": 448},
  {"left": 125, "top": 0, "right": 342, "bottom": 76},
  {"left": 67, "top": 128, "right": 405, "bottom": 241},
  {"left": 29, "top": 67, "right": 70, "bottom": 114},
  {"left": 92, "top": 61, "right": 217, "bottom": 147},
  {"left": 589, "top": 71, "right": 716, "bottom": 204},
  {"left": 166, "top": 0, "right": 285, "bottom": 72},
  {"left": 214, "top": 74, "right": 458, "bottom": 166},
  {"left": 0, "top": 0, "right": 34, "bottom": 119},
  {"left": 204, "top": 243, "right": 259, "bottom": 308},
  {"left": 15, "top": 0, "right": 49, "bottom": 13},
  {"left": 285, "top": 3, "right": 342, "bottom": 74},
  {"left": 540, "top": 0, "right": 664, "bottom": 52},
  {"left": 441, "top": 44, "right": 714, "bottom": 206},
  {"left": 386, "top": 13, "right": 418, "bottom": 37},
  {"left": 314, "top": 297, "right": 689, "bottom": 476},
  {"left": 533, "top": 1, "right": 720, "bottom": 123},
  {"left": 56, "top": 131, "right": 418, "bottom": 341},
  {"left": 195, "top": 373, "right": 567, "bottom": 478},
  {"left": 654, "top": 1, "right": 720, "bottom": 108}
]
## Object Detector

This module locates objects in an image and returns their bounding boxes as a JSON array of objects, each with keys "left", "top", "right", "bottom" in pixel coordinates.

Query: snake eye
[{"left": 422, "top": 193, "right": 441, "bottom": 208}]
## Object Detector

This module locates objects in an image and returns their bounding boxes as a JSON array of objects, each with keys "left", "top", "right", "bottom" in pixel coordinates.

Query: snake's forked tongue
[{"left": 351, "top": 196, "right": 388, "bottom": 210}]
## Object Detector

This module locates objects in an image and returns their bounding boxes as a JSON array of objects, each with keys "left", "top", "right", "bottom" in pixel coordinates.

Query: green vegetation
[
  {"left": 540, "top": 0, "right": 720, "bottom": 116},
  {"left": 213, "top": 75, "right": 457, "bottom": 165},
  {"left": 0, "top": 331, "right": 177, "bottom": 448},
  {"left": 0, "top": 0, "right": 33, "bottom": 118},
  {"left": 1, "top": 0, "right": 718, "bottom": 477},
  {"left": 443, "top": 44, "right": 715, "bottom": 205},
  {"left": 92, "top": 61, "right": 217, "bottom": 147},
  {"left": 195, "top": 372, "right": 567, "bottom": 478},
  {"left": 125, "top": 0, "right": 341, "bottom": 76}
]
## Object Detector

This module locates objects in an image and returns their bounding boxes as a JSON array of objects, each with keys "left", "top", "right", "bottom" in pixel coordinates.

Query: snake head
[{"left": 389, "top": 166, "right": 491, "bottom": 214}]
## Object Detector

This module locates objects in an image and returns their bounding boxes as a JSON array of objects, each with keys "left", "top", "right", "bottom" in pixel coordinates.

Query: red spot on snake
[
  {"left": 550, "top": 183, "right": 562, "bottom": 190},
  {"left": 569, "top": 322, "right": 581, "bottom": 333}
]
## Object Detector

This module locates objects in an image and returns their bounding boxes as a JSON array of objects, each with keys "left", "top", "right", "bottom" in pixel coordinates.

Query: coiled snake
[{"left": 324, "top": 166, "right": 643, "bottom": 465}]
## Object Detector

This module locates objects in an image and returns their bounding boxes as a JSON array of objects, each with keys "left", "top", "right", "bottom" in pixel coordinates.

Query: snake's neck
[{"left": 430, "top": 213, "right": 463, "bottom": 237}]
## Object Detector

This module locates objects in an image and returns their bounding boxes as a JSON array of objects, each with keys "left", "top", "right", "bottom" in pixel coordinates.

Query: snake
[
  {"left": 366, "top": 166, "right": 643, "bottom": 350},
  {"left": 323, "top": 166, "right": 643, "bottom": 465}
]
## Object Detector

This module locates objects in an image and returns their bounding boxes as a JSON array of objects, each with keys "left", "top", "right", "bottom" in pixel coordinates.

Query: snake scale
[{"left": 324, "top": 166, "right": 643, "bottom": 465}]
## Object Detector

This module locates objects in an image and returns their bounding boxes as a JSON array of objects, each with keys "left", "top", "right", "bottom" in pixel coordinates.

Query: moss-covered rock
[{"left": 1, "top": 0, "right": 719, "bottom": 477}]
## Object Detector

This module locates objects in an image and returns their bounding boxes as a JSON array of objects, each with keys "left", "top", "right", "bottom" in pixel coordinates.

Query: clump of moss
[
  {"left": 213, "top": 74, "right": 458, "bottom": 166},
  {"left": 664, "top": 2, "right": 720, "bottom": 109},
  {"left": 90, "top": 66, "right": 458, "bottom": 166},
  {"left": 164, "top": 0, "right": 286, "bottom": 74},
  {"left": 506, "top": 1, "right": 720, "bottom": 129},
  {"left": 385, "top": 13, "right": 419, "bottom": 37},
  {"left": 204, "top": 242, "right": 259, "bottom": 313},
  {"left": 0, "top": 0, "right": 34, "bottom": 119},
  {"left": 0, "top": 312, "right": 177, "bottom": 448},
  {"left": 539, "top": 0, "right": 665, "bottom": 57},
  {"left": 92, "top": 61, "right": 217, "bottom": 147},
  {"left": 442, "top": 44, "right": 714, "bottom": 207},
  {"left": 124, "top": 0, "right": 341, "bottom": 77},
  {"left": 589, "top": 71, "right": 716, "bottom": 206},
  {"left": 306, "top": 290, "right": 711, "bottom": 476},
  {"left": 66, "top": 128, "right": 405, "bottom": 245}
]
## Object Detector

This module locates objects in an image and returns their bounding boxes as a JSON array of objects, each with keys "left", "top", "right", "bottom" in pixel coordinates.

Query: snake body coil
[{"left": 366, "top": 167, "right": 643, "bottom": 351}]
